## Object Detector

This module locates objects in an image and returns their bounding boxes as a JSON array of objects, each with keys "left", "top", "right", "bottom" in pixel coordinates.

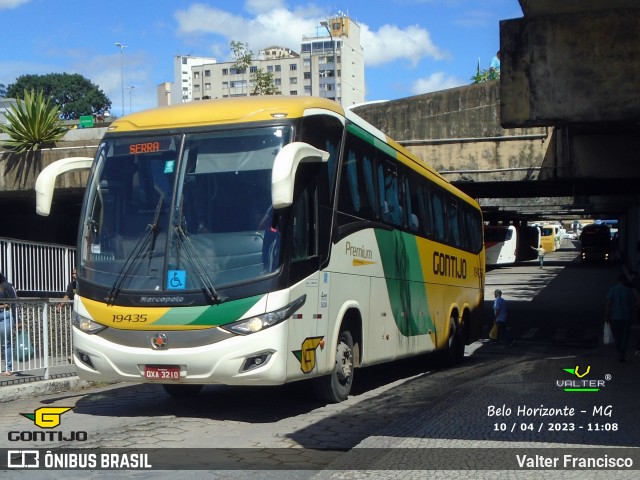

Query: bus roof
[
  {"left": 107, "top": 96, "right": 345, "bottom": 132},
  {"left": 106, "top": 95, "right": 479, "bottom": 210}
]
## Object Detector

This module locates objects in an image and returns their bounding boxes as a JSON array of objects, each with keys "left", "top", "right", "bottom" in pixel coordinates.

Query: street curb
[{"left": 0, "top": 376, "right": 93, "bottom": 403}]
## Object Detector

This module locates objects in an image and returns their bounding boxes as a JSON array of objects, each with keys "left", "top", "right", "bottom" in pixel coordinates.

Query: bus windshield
[{"left": 80, "top": 126, "right": 291, "bottom": 296}]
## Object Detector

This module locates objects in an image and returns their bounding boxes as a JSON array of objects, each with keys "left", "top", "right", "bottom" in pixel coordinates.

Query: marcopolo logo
[
  {"left": 9, "top": 407, "right": 87, "bottom": 442},
  {"left": 556, "top": 365, "right": 611, "bottom": 392}
]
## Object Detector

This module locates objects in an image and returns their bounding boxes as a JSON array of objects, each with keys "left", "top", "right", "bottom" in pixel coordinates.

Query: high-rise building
[
  {"left": 170, "top": 55, "right": 217, "bottom": 105},
  {"left": 157, "top": 82, "right": 172, "bottom": 107},
  {"left": 166, "top": 15, "right": 365, "bottom": 108}
]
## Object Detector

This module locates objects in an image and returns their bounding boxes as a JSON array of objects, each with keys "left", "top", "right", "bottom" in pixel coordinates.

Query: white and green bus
[{"left": 36, "top": 97, "right": 485, "bottom": 402}]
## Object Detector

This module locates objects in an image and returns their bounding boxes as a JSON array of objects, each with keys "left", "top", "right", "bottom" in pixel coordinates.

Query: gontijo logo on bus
[
  {"left": 292, "top": 336, "right": 324, "bottom": 373},
  {"left": 433, "top": 251, "right": 467, "bottom": 279}
]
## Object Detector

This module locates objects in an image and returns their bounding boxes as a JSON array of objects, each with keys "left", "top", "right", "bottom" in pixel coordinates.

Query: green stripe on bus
[
  {"left": 374, "top": 230, "right": 434, "bottom": 336},
  {"left": 152, "top": 294, "right": 265, "bottom": 326},
  {"left": 346, "top": 123, "right": 397, "bottom": 159}
]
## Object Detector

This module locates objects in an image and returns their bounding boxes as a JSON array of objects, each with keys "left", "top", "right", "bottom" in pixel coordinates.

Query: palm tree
[{"left": 0, "top": 89, "right": 67, "bottom": 187}]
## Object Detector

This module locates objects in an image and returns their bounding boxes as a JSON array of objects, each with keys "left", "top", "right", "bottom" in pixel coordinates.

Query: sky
[{"left": 0, "top": 0, "right": 523, "bottom": 117}]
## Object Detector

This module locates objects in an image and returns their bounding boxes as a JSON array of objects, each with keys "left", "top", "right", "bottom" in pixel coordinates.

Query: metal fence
[
  {"left": 0, "top": 237, "right": 76, "bottom": 296},
  {"left": 1, "top": 299, "right": 73, "bottom": 378}
]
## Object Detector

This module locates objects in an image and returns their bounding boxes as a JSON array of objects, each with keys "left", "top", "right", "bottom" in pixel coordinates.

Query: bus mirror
[
  {"left": 35, "top": 157, "right": 93, "bottom": 216},
  {"left": 271, "top": 142, "right": 329, "bottom": 209}
]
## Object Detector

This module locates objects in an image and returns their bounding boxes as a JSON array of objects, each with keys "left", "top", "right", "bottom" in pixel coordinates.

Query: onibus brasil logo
[{"left": 557, "top": 365, "right": 611, "bottom": 392}]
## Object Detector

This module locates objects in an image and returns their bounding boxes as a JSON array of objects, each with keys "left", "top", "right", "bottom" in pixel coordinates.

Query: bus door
[{"left": 285, "top": 180, "right": 326, "bottom": 378}]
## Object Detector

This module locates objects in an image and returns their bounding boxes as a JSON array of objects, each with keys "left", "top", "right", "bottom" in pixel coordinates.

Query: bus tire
[
  {"left": 313, "top": 330, "right": 354, "bottom": 403},
  {"left": 451, "top": 319, "right": 466, "bottom": 363},
  {"left": 162, "top": 384, "right": 203, "bottom": 398},
  {"left": 440, "top": 317, "right": 465, "bottom": 367}
]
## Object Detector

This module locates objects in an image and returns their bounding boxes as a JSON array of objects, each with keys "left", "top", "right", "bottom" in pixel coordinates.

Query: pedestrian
[
  {"left": 62, "top": 268, "right": 77, "bottom": 302},
  {"left": 493, "top": 289, "right": 515, "bottom": 347},
  {"left": 59, "top": 268, "right": 76, "bottom": 364},
  {"left": 489, "top": 50, "right": 501, "bottom": 78},
  {"left": 531, "top": 244, "right": 545, "bottom": 268},
  {"left": 604, "top": 274, "right": 636, "bottom": 362},
  {"left": 0, "top": 273, "right": 18, "bottom": 376}
]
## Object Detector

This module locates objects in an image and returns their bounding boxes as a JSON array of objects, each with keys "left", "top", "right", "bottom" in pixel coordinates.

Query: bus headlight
[
  {"left": 73, "top": 313, "right": 108, "bottom": 334},
  {"left": 221, "top": 295, "right": 306, "bottom": 335}
]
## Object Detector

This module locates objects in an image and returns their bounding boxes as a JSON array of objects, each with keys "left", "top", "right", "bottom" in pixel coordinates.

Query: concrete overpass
[{"left": 353, "top": 0, "right": 640, "bottom": 271}]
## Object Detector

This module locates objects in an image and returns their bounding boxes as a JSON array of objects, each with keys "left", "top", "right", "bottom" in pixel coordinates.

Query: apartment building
[
  {"left": 163, "top": 15, "right": 364, "bottom": 108},
  {"left": 170, "top": 55, "right": 218, "bottom": 105}
]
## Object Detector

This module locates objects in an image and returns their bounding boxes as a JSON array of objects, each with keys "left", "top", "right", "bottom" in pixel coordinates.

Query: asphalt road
[{"left": 2, "top": 240, "right": 639, "bottom": 479}]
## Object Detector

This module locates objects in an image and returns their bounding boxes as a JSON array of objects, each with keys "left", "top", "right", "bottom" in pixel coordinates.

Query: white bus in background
[
  {"left": 484, "top": 225, "right": 517, "bottom": 266},
  {"left": 485, "top": 225, "right": 541, "bottom": 266}
]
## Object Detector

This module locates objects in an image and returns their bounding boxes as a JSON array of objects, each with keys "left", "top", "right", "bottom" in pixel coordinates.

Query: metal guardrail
[
  {"left": 0, "top": 237, "right": 76, "bottom": 295},
  {"left": 1, "top": 299, "right": 73, "bottom": 379}
]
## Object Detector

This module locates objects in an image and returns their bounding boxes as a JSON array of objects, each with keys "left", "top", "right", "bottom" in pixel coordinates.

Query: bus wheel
[
  {"left": 162, "top": 384, "right": 203, "bottom": 398},
  {"left": 314, "top": 330, "right": 354, "bottom": 403},
  {"left": 441, "top": 317, "right": 465, "bottom": 366},
  {"left": 451, "top": 319, "right": 466, "bottom": 363}
]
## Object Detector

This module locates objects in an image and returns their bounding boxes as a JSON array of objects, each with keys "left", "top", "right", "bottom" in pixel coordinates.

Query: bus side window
[
  {"left": 447, "top": 198, "right": 461, "bottom": 248},
  {"left": 299, "top": 114, "right": 344, "bottom": 197},
  {"left": 291, "top": 183, "right": 317, "bottom": 262},
  {"left": 429, "top": 187, "right": 447, "bottom": 242},
  {"left": 377, "top": 157, "right": 401, "bottom": 226},
  {"left": 338, "top": 133, "right": 376, "bottom": 221}
]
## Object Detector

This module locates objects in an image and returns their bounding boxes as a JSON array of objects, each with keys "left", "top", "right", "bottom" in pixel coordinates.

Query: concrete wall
[
  {"left": 352, "top": 82, "right": 552, "bottom": 183},
  {"left": 500, "top": 8, "right": 640, "bottom": 127},
  {"left": 0, "top": 127, "right": 103, "bottom": 193}
]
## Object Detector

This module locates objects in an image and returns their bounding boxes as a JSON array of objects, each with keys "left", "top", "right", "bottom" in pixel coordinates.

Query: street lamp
[
  {"left": 115, "top": 42, "right": 127, "bottom": 117},
  {"left": 127, "top": 85, "right": 136, "bottom": 113},
  {"left": 320, "top": 21, "right": 337, "bottom": 100}
]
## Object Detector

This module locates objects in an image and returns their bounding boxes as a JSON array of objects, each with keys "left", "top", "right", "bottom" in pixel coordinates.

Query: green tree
[
  {"left": 230, "top": 41, "right": 280, "bottom": 96},
  {"left": 7, "top": 73, "right": 111, "bottom": 120},
  {"left": 0, "top": 89, "right": 67, "bottom": 187},
  {"left": 230, "top": 41, "right": 253, "bottom": 73},
  {"left": 471, "top": 59, "right": 500, "bottom": 84},
  {"left": 252, "top": 69, "right": 281, "bottom": 95}
]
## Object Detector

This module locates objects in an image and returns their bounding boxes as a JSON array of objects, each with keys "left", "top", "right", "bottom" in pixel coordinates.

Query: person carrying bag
[{"left": 0, "top": 273, "right": 18, "bottom": 376}]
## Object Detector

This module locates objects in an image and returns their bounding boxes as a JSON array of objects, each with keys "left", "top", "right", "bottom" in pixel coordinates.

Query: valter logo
[{"left": 557, "top": 365, "right": 611, "bottom": 392}]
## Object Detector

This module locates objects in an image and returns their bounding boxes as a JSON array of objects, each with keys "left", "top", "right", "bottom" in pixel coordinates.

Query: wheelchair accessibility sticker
[{"left": 167, "top": 270, "right": 186, "bottom": 290}]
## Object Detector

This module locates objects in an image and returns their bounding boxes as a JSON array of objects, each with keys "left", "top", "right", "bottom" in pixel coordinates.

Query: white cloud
[
  {"left": 0, "top": 0, "right": 31, "bottom": 10},
  {"left": 174, "top": 4, "right": 447, "bottom": 68},
  {"left": 410, "top": 72, "right": 464, "bottom": 95},
  {"left": 244, "top": 0, "right": 286, "bottom": 15},
  {"left": 361, "top": 23, "right": 449, "bottom": 67},
  {"left": 174, "top": 4, "right": 317, "bottom": 59}
]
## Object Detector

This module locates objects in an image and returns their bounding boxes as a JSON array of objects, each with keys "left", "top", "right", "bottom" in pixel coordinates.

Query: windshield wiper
[
  {"left": 106, "top": 194, "right": 164, "bottom": 305},
  {"left": 173, "top": 224, "right": 227, "bottom": 305}
]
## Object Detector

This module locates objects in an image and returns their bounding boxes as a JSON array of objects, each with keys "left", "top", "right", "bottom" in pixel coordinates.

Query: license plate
[{"left": 144, "top": 365, "right": 180, "bottom": 380}]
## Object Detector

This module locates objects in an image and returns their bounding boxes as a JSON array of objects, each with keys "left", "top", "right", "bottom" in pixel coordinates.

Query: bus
[
  {"left": 484, "top": 225, "right": 540, "bottom": 266},
  {"left": 580, "top": 223, "right": 611, "bottom": 261},
  {"left": 539, "top": 225, "right": 561, "bottom": 253},
  {"left": 484, "top": 226, "right": 517, "bottom": 266},
  {"left": 35, "top": 97, "right": 485, "bottom": 403}
]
